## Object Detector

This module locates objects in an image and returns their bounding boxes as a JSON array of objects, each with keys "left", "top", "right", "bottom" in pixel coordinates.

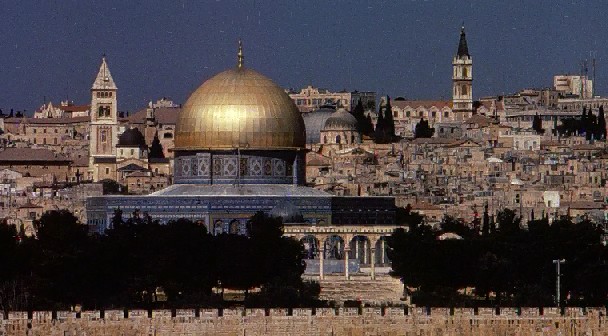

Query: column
[
  {"left": 381, "top": 239, "right": 386, "bottom": 264},
  {"left": 319, "top": 248, "right": 325, "bottom": 280},
  {"left": 370, "top": 248, "right": 376, "bottom": 280},
  {"left": 344, "top": 248, "right": 350, "bottom": 280}
]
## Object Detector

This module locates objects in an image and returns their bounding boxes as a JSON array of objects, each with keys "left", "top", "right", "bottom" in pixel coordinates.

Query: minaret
[
  {"left": 452, "top": 26, "right": 473, "bottom": 120},
  {"left": 89, "top": 56, "right": 119, "bottom": 181}
]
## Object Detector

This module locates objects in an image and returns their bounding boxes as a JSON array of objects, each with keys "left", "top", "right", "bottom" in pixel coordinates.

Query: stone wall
[{"left": 1, "top": 307, "right": 607, "bottom": 335}]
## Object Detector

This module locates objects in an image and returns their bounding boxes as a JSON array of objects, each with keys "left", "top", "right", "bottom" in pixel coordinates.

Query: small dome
[
  {"left": 269, "top": 201, "right": 304, "bottom": 223},
  {"left": 322, "top": 108, "right": 358, "bottom": 131},
  {"left": 302, "top": 106, "right": 336, "bottom": 144},
  {"left": 117, "top": 128, "right": 146, "bottom": 148}
]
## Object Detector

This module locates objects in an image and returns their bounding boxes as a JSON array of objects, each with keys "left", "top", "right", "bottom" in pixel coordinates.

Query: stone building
[
  {"left": 452, "top": 26, "right": 474, "bottom": 120},
  {"left": 320, "top": 108, "right": 361, "bottom": 145},
  {"left": 87, "top": 43, "right": 398, "bottom": 279},
  {"left": 89, "top": 56, "right": 120, "bottom": 181},
  {"left": 288, "top": 85, "right": 376, "bottom": 113}
]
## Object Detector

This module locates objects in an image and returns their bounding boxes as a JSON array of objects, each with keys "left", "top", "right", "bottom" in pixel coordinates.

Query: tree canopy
[
  {"left": 388, "top": 208, "right": 608, "bottom": 307},
  {"left": 0, "top": 210, "right": 317, "bottom": 311}
]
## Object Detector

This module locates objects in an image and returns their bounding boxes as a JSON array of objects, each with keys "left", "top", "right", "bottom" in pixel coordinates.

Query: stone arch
[
  {"left": 300, "top": 235, "right": 319, "bottom": 260},
  {"left": 324, "top": 235, "right": 344, "bottom": 260},
  {"left": 229, "top": 219, "right": 240, "bottom": 234},
  {"left": 349, "top": 235, "right": 371, "bottom": 265},
  {"left": 375, "top": 236, "right": 390, "bottom": 266},
  {"left": 213, "top": 220, "right": 224, "bottom": 235}
]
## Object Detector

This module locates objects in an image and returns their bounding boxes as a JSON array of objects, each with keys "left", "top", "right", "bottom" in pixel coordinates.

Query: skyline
[{"left": 2, "top": 1, "right": 608, "bottom": 113}]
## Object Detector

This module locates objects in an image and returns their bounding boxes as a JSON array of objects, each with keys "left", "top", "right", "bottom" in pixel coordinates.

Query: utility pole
[{"left": 553, "top": 259, "right": 566, "bottom": 307}]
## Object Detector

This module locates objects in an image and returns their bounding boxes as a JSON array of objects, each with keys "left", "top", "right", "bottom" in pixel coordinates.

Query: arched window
[
  {"left": 462, "top": 85, "right": 468, "bottom": 96},
  {"left": 351, "top": 134, "right": 355, "bottom": 143},
  {"left": 214, "top": 220, "right": 223, "bottom": 235},
  {"left": 229, "top": 220, "right": 240, "bottom": 234},
  {"left": 463, "top": 67, "right": 468, "bottom": 78},
  {"left": 335, "top": 135, "right": 341, "bottom": 144},
  {"left": 323, "top": 135, "right": 327, "bottom": 143}
]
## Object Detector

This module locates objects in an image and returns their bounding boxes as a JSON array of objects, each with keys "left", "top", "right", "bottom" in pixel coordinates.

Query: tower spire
[
  {"left": 92, "top": 55, "right": 117, "bottom": 90},
  {"left": 457, "top": 25, "right": 469, "bottom": 58},
  {"left": 237, "top": 39, "right": 244, "bottom": 68}
]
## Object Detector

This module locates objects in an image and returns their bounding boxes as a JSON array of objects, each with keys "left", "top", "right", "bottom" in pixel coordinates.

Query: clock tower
[
  {"left": 452, "top": 26, "right": 473, "bottom": 120},
  {"left": 89, "top": 56, "right": 119, "bottom": 181}
]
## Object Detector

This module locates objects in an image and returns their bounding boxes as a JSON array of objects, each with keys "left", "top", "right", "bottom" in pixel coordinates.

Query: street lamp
[{"left": 553, "top": 259, "right": 566, "bottom": 307}]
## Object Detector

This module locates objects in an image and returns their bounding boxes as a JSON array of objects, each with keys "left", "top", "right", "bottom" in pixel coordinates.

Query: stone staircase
[{"left": 315, "top": 275, "right": 405, "bottom": 305}]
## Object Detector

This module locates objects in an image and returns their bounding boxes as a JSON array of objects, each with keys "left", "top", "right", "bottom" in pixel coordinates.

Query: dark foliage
[
  {"left": 414, "top": 118, "right": 435, "bottom": 138},
  {"left": 350, "top": 99, "right": 374, "bottom": 137},
  {"left": 556, "top": 105, "right": 607, "bottom": 140},
  {"left": 388, "top": 208, "right": 608, "bottom": 307},
  {"left": 0, "top": 210, "right": 316, "bottom": 310},
  {"left": 532, "top": 114, "right": 545, "bottom": 134},
  {"left": 374, "top": 97, "right": 396, "bottom": 143},
  {"left": 148, "top": 132, "right": 165, "bottom": 159}
]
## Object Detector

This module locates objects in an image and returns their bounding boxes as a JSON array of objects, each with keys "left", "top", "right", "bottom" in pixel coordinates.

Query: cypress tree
[
  {"left": 365, "top": 114, "right": 374, "bottom": 136},
  {"left": 383, "top": 96, "right": 395, "bottom": 142},
  {"left": 374, "top": 105, "right": 385, "bottom": 143},
  {"left": 149, "top": 132, "right": 165, "bottom": 159},
  {"left": 598, "top": 105, "right": 606, "bottom": 140}
]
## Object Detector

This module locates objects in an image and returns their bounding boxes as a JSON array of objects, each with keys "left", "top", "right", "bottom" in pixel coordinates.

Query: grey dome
[
  {"left": 118, "top": 127, "right": 146, "bottom": 148},
  {"left": 302, "top": 107, "right": 335, "bottom": 144},
  {"left": 322, "top": 108, "right": 358, "bottom": 131},
  {"left": 269, "top": 201, "right": 304, "bottom": 223}
]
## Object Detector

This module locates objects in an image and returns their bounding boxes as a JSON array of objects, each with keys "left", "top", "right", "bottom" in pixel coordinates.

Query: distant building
[
  {"left": 287, "top": 85, "right": 376, "bottom": 113},
  {"left": 34, "top": 101, "right": 90, "bottom": 119},
  {"left": 452, "top": 26, "right": 473, "bottom": 120},
  {"left": 554, "top": 74, "right": 593, "bottom": 99}
]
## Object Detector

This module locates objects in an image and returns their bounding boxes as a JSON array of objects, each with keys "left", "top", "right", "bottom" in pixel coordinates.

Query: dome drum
[{"left": 173, "top": 149, "right": 305, "bottom": 185}]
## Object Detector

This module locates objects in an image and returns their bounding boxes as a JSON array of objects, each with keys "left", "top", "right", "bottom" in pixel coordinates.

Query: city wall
[{"left": 1, "top": 307, "right": 607, "bottom": 335}]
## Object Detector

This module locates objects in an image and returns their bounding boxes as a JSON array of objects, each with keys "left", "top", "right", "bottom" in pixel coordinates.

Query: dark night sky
[{"left": 2, "top": 0, "right": 607, "bottom": 114}]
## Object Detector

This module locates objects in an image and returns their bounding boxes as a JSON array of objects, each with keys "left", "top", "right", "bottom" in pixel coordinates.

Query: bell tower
[
  {"left": 452, "top": 26, "right": 473, "bottom": 120},
  {"left": 89, "top": 56, "right": 119, "bottom": 180}
]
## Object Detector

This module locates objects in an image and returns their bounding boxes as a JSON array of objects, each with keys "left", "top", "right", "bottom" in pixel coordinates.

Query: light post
[{"left": 553, "top": 259, "right": 565, "bottom": 307}]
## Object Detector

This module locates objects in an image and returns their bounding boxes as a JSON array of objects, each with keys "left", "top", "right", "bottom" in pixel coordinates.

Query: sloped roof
[
  {"left": 392, "top": 100, "right": 452, "bottom": 110},
  {"left": 0, "top": 148, "right": 70, "bottom": 162},
  {"left": 127, "top": 107, "right": 181, "bottom": 125}
]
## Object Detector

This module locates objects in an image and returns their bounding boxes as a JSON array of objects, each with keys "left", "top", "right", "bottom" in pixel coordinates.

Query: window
[
  {"left": 444, "top": 112, "right": 449, "bottom": 118},
  {"left": 335, "top": 135, "right": 341, "bottom": 144},
  {"left": 406, "top": 111, "right": 410, "bottom": 117},
  {"left": 105, "top": 167, "right": 110, "bottom": 175},
  {"left": 130, "top": 149, "right": 134, "bottom": 156}
]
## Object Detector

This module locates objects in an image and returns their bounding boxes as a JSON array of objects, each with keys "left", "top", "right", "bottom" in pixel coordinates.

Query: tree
[
  {"left": 383, "top": 97, "right": 395, "bottom": 141},
  {"left": 597, "top": 105, "right": 606, "bottom": 140},
  {"left": 414, "top": 118, "right": 434, "bottom": 138},
  {"left": 351, "top": 99, "right": 367, "bottom": 135},
  {"left": 374, "top": 105, "right": 385, "bottom": 143},
  {"left": 149, "top": 132, "right": 165, "bottom": 159},
  {"left": 496, "top": 208, "right": 521, "bottom": 236},
  {"left": 481, "top": 204, "right": 490, "bottom": 236},
  {"left": 0, "top": 221, "right": 30, "bottom": 314},
  {"left": 532, "top": 114, "right": 545, "bottom": 134}
]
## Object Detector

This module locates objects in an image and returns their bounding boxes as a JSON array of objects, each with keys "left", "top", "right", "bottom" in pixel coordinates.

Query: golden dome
[{"left": 174, "top": 66, "right": 306, "bottom": 150}]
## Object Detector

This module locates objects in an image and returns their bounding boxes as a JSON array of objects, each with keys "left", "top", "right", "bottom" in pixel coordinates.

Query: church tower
[
  {"left": 89, "top": 56, "right": 119, "bottom": 181},
  {"left": 452, "top": 26, "right": 473, "bottom": 120}
]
